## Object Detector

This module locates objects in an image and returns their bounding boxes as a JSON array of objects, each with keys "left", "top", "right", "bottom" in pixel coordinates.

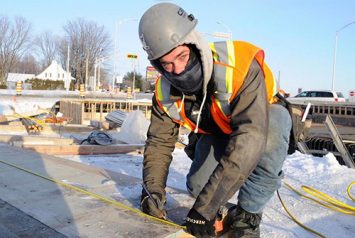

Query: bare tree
[
  {"left": 0, "top": 16, "right": 32, "bottom": 85},
  {"left": 12, "top": 54, "right": 40, "bottom": 74},
  {"left": 58, "top": 18, "right": 111, "bottom": 86},
  {"left": 35, "top": 31, "right": 59, "bottom": 69}
]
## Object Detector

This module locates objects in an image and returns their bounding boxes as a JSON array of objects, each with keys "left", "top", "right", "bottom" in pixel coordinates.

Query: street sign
[
  {"left": 146, "top": 66, "right": 160, "bottom": 82},
  {"left": 349, "top": 90, "right": 355, "bottom": 102},
  {"left": 116, "top": 75, "right": 123, "bottom": 84},
  {"left": 127, "top": 54, "right": 138, "bottom": 59}
]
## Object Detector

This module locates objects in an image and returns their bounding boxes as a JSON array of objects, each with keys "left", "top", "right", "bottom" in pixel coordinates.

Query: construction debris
[
  {"left": 0, "top": 105, "right": 148, "bottom": 156},
  {"left": 113, "top": 110, "right": 149, "bottom": 144},
  {"left": 105, "top": 110, "right": 127, "bottom": 127},
  {"left": 21, "top": 117, "right": 43, "bottom": 134},
  {"left": 80, "top": 131, "right": 113, "bottom": 146}
]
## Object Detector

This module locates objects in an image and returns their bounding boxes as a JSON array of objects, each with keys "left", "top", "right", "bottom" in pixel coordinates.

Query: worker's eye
[
  {"left": 178, "top": 53, "right": 189, "bottom": 62},
  {"left": 160, "top": 62, "right": 172, "bottom": 71}
]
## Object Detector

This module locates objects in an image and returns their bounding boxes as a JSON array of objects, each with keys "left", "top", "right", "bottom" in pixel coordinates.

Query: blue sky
[{"left": 2, "top": 0, "right": 355, "bottom": 96}]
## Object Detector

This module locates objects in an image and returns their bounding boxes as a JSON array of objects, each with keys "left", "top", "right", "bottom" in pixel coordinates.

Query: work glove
[
  {"left": 140, "top": 193, "right": 167, "bottom": 219},
  {"left": 185, "top": 208, "right": 216, "bottom": 238}
]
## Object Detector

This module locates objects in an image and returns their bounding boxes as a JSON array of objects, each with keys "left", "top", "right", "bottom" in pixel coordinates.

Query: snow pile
[
  {"left": 112, "top": 110, "right": 150, "bottom": 144},
  {"left": 0, "top": 96, "right": 57, "bottom": 115}
]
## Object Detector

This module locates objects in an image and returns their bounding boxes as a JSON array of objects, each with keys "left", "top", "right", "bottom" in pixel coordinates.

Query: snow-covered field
[{"left": 1, "top": 95, "right": 354, "bottom": 237}]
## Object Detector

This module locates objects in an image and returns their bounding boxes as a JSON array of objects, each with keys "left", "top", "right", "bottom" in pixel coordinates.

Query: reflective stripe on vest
[
  {"left": 155, "top": 78, "right": 207, "bottom": 133},
  {"left": 209, "top": 41, "right": 277, "bottom": 133},
  {"left": 155, "top": 41, "right": 278, "bottom": 134}
]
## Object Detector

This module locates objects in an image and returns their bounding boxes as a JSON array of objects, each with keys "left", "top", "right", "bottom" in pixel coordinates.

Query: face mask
[{"left": 161, "top": 55, "right": 203, "bottom": 95}]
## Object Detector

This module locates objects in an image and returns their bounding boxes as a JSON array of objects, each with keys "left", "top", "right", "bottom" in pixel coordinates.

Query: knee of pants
[
  {"left": 268, "top": 104, "right": 292, "bottom": 144},
  {"left": 186, "top": 154, "right": 218, "bottom": 198},
  {"left": 186, "top": 179, "right": 201, "bottom": 198},
  {"left": 258, "top": 104, "right": 292, "bottom": 175},
  {"left": 185, "top": 134, "right": 228, "bottom": 198}
]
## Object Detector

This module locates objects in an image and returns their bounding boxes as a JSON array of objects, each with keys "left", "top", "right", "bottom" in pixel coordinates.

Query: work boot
[{"left": 221, "top": 204, "right": 262, "bottom": 238}]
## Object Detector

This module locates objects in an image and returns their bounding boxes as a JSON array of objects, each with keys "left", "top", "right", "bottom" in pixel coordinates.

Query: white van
[{"left": 287, "top": 90, "right": 346, "bottom": 103}]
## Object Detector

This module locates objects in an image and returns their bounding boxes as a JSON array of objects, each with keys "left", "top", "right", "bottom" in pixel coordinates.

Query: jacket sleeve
[
  {"left": 193, "top": 59, "right": 269, "bottom": 220},
  {"left": 142, "top": 94, "right": 180, "bottom": 197}
]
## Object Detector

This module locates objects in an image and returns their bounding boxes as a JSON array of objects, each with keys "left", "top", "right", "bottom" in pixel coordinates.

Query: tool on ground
[
  {"left": 142, "top": 183, "right": 167, "bottom": 220},
  {"left": 214, "top": 205, "right": 228, "bottom": 233},
  {"left": 80, "top": 131, "right": 113, "bottom": 145}
]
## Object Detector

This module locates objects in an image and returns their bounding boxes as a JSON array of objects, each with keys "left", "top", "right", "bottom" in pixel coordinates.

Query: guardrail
[
  {"left": 290, "top": 102, "right": 355, "bottom": 166},
  {"left": 290, "top": 101, "right": 355, "bottom": 126},
  {"left": 59, "top": 99, "right": 152, "bottom": 125}
]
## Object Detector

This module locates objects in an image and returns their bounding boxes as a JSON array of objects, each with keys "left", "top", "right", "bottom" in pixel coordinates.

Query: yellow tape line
[{"left": 0, "top": 159, "right": 184, "bottom": 229}]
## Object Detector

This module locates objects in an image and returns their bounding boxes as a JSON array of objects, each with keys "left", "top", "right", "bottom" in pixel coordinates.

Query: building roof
[
  {"left": 6, "top": 73, "right": 35, "bottom": 82},
  {"left": 36, "top": 60, "right": 74, "bottom": 81}
]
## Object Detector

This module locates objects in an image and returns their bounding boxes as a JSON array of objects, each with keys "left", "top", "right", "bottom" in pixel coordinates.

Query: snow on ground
[
  {"left": 59, "top": 150, "right": 355, "bottom": 238},
  {"left": 0, "top": 95, "right": 58, "bottom": 115},
  {"left": 1, "top": 95, "right": 355, "bottom": 237}
]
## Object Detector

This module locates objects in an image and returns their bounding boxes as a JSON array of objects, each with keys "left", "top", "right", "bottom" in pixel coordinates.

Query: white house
[
  {"left": 6, "top": 73, "right": 35, "bottom": 89},
  {"left": 6, "top": 60, "right": 75, "bottom": 90},
  {"left": 35, "top": 60, "right": 75, "bottom": 90}
]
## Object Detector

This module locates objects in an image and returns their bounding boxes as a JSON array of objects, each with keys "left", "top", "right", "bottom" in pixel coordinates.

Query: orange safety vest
[{"left": 155, "top": 41, "right": 278, "bottom": 134}]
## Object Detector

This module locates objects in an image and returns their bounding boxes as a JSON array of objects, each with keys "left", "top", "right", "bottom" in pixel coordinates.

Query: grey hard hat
[{"left": 139, "top": 3, "right": 198, "bottom": 60}]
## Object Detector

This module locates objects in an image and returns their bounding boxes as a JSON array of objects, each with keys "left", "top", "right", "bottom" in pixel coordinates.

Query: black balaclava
[{"left": 153, "top": 45, "right": 203, "bottom": 95}]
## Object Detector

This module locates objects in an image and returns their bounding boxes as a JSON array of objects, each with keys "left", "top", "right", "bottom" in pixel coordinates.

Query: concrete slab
[
  {"left": 0, "top": 134, "right": 75, "bottom": 145},
  {"left": 0, "top": 144, "right": 181, "bottom": 237},
  {"left": 0, "top": 199, "right": 66, "bottom": 238}
]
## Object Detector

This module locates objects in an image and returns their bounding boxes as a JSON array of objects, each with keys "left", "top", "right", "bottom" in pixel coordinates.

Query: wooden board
[
  {"left": 0, "top": 134, "right": 75, "bottom": 145},
  {"left": 20, "top": 144, "right": 145, "bottom": 155}
]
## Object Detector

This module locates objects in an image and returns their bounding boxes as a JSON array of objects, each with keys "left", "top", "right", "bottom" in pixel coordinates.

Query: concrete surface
[
  {"left": 0, "top": 143, "right": 179, "bottom": 238},
  {"left": 0, "top": 198, "right": 66, "bottom": 238}
]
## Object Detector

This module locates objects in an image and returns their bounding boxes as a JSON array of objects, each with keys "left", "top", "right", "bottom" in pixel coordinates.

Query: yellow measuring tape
[
  {"left": 278, "top": 181, "right": 355, "bottom": 238},
  {"left": 0, "top": 159, "right": 184, "bottom": 229}
]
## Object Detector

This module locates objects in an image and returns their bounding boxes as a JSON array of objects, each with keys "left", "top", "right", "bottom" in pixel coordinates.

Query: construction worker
[{"left": 139, "top": 3, "right": 292, "bottom": 238}]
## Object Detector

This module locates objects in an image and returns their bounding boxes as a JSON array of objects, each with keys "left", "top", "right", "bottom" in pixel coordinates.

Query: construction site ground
[{"left": 0, "top": 142, "right": 183, "bottom": 238}]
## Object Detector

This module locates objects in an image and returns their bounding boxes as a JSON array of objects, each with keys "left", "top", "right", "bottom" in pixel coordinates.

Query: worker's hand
[
  {"left": 140, "top": 193, "right": 167, "bottom": 219},
  {"left": 185, "top": 208, "right": 216, "bottom": 238}
]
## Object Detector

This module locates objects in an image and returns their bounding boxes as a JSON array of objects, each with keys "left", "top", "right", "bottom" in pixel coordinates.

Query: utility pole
[
  {"left": 85, "top": 52, "right": 89, "bottom": 90},
  {"left": 66, "top": 44, "right": 70, "bottom": 91},
  {"left": 93, "top": 58, "right": 97, "bottom": 92},
  {"left": 127, "top": 54, "right": 138, "bottom": 98},
  {"left": 98, "top": 59, "right": 101, "bottom": 91},
  {"left": 331, "top": 21, "right": 355, "bottom": 91},
  {"left": 133, "top": 64, "right": 136, "bottom": 99}
]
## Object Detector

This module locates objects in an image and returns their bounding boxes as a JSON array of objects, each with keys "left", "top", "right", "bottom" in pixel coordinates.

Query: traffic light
[{"left": 127, "top": 54, "right": 138, "bottom": 59}]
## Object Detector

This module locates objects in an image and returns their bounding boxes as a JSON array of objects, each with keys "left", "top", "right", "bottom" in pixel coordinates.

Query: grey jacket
[{"left": 143, "top": 59, "right": 268, "bottom": 220}]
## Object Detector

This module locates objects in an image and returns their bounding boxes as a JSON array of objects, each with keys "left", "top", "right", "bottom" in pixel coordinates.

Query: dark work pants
[{"left": 186, "top": 104, "right": 292, "bottom": 213}]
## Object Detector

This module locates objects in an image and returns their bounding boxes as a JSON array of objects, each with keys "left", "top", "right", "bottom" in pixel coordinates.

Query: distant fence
[
  {"left": 291, "top": 101, "right": 355, "bottom": 126},
  {"left": 59, "top": 99, "right": 152, "bottom": 125}
]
